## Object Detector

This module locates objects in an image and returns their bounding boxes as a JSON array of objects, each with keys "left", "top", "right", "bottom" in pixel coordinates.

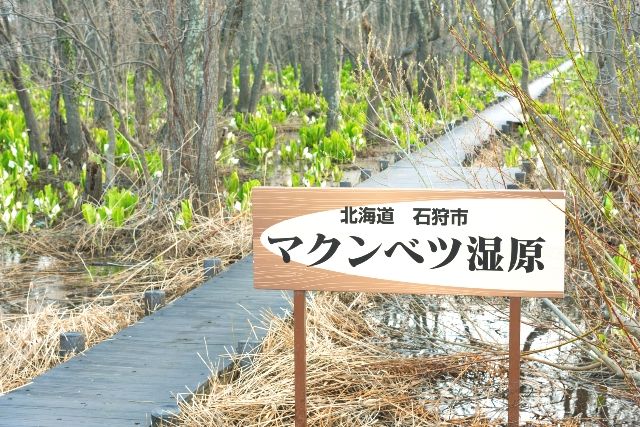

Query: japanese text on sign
[{"left": 253, "top": 188, "right": 565, "bottom": 297}]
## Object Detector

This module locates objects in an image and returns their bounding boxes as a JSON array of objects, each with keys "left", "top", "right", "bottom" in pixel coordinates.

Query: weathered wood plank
[{"left": 0, "top": 257, "right": 289, "bottom": 426}]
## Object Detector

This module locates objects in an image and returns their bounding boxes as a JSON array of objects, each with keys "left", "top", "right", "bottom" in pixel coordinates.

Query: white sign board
[{"left": 253, "top": 188, "right": 565, "bottom": 297}]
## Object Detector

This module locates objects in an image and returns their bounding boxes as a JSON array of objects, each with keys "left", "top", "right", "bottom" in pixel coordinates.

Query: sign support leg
[
  {"left": 294, "top": 290, "right": 307, "bottom": 427},
  {"left": 508, "top": 297, "right": 521, "bottom": 426}
]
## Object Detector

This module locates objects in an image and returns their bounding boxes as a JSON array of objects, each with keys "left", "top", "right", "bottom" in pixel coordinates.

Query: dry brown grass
[
  {"left": 0, "top": 298, "right": 139, "bottom": 393},
  {"left": 176, "top": 293, "right": 580, "bottom": 426},
  {"left": 0, "top": 193, "right": 253, "bottom": 394}
]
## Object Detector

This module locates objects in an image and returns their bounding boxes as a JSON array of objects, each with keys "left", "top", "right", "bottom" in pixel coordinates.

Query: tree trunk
[
  {"left": 134, "top": 66, "right": 149, "bottom": 148},
  {"left": 498, "top": 0, "right": 530, "bottom": 96},
  {"left": 196, "top": 3, "right": 222, "bottom": 213},
  {"left": 48, "top": 79, "right": 67, "bottom": 157},
  {"left": 237, "top": 0, "right": 254, "bottom": 112},
  {"left": 0, "top": 17, "right": 47, "bottom": 168},
  {"left": 219, "top": 0, "right": 243, "bottom": 111},
  {"left": 414, "top": 0, "right": 440, "bottom": 111},
  {"left": 248, "top": 0, "right": 273, "bottom": 113},
  {"left": 321, "top": 0, "right": 339, "bottom": 134},
  {"left": 51, "top": 0, "right": 86, "bottom": 166},
  {"left": 299, "top": 0, "right": 317, "bottom": 93},
  {"left": 492, "top": 0, "right": 505, "bottom": 69}
]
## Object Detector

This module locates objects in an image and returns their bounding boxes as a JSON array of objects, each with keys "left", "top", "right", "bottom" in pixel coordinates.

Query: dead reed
[
  {"left": 0, "top": 193, "right": 252, "bottom": 394},
  {"left": 176, "top": 293, "right": 579, "bottom": 426}
]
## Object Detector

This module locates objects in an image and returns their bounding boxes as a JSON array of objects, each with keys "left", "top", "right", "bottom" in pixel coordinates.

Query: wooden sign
[{"left": 253, "top": 187, "right": 565, "bottom": 298}]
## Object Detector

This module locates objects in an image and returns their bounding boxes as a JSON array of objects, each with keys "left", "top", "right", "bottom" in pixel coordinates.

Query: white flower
[
  {"left": 21, "top": 131, "right": 27, "bottom": 139},
  {"left": 285, "top": 145, "right": 291, "bottom": 152},
  {"left": 2, "top": 210, "right": 10, "bottom": 225},
  {"left": 15, "top": 201, "right": 22, "bottom": 210},
  {"left": 215, "top": 150, "right": 221, "bottom": 160},
  {"left": 226, "top": 131, "right": 235, "bottom": 141},
  {"left": 230, "top": 157, "right": 239, "bottom": 165},
  {"left": 51, "top": 204, "right": 61, "bottom": 216},
  {"left": 103, "top": 144, "right": 110, "bottom": 153},
  {"left": 154, "top": 170, "right": 162, "bottom": 179},
  {"left": 7, "top": 103, "right": 13, "bottom": 111},
  {"left": 229, "top": 117, "right": 237, "bottom": 129},
  {"left": 7, "top": 160, "right": 16, "bottom": 170},
  {"left": 3, "top": 193, "right": 13, "bottom": 208},
  {"left": 10, "top": 146, "right": 17, "bottom": 157},
  {"left": 34, "top": 198, "right": 42, "bottom": 208},
  {"left": 234, "top": 201, "right": 242, "bottom": 211},
  {"left": 302, "top": 147, "right": 313, "bottom": 160},
  {"left": 291, "top": 111, "right": 299, "bottom": 117}
]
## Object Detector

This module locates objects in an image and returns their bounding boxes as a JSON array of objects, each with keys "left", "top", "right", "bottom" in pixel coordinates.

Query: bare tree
[
  {"left": 0, "top": 7, "right": 47, "bottom": 167},
  {"left": 237, "top": 0, "right": 253, "bottom": 112},
  {"left": 133, "top": 0, "right": 226, "bottom": 210},
  {"left": 51, "top": 0, "right": 87, "bottom": 165},
  {"left": 498, "top": 0, "right": 530, "bottom": 95},
  {"left": 321, "top": 0, "right": 339, "bottom": 133}
]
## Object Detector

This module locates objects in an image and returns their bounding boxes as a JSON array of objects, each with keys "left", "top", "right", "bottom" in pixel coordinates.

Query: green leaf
[
  {"left": 14, "top": 209, "right": 31, "bottom": 232},
  {"left": 111, "top": 206, "right": 125, "bottom": 227},
  {"left": 82, "top": 203, "right": 97, "bottom": 225}
]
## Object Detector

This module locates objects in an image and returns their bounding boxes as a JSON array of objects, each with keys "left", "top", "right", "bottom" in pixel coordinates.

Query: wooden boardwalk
[
  {"left": 0, "top": 61, "right": 572, "bottom": 426},
  {"left": 0, "top": 257, "right": 288, "bottom": 426}
]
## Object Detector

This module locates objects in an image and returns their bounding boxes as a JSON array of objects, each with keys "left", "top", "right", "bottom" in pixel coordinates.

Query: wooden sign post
[{"left": 253, "top": 187, "right": 565, "bottom": 427}]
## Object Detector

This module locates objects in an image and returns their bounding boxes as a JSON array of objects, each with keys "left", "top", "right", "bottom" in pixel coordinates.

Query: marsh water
[
  {"left": 0, "top": 248, "right": 123, "bottom": 315},
  {"left": 370, "top": 296, "right": 640, "bottom": 425}
]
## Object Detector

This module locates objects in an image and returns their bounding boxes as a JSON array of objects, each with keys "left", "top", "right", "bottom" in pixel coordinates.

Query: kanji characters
[
  {"left": 340, "top": 206, "right": 395, "bottom": 224},
  {"left": 358, "top": 207, "right": 376, "bottom": 224},
  {"left": 467, "top": 236, "right": 504, "bottom": 271},
  {"left": 450, "top": 208, "right": 468, "bottom": 226},
  {"left": 340, "top": 206, "right": 358, "bottom": 224},
  {"left": 431, "top": 208, "right": 449, "bottom": 225},
  {"left": 376, "top": 207, "right": 394, "bottom": 224},
  {"left": 413, "top": 208, "right": 432, "bottom": 225},
  {"left": 509, "top": 237, "right": 545, "bottom": 272},
  {"left": 413, "top": 207, "right": 468, "bottom": 226}
]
